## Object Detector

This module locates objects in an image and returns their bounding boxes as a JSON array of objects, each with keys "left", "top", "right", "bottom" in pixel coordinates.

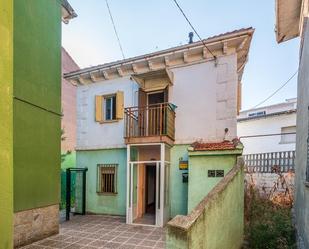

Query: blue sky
[{"left": 62, "top": 0, "right": 300, "bottom": 110}]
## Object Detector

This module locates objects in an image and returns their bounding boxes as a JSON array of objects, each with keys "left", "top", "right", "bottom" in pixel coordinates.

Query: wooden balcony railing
[{"left": 124, "top": 103, "right": 176, "bottom": 144}]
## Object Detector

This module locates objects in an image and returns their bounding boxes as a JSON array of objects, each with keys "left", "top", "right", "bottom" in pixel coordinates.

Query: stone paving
[{"left": 21, "top": 215, "right": 166, "bottom": 249}]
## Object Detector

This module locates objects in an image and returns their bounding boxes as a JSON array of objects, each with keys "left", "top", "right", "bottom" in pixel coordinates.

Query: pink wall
[{"left": 61, "top": 47, "right": 79, "bottom": 152}]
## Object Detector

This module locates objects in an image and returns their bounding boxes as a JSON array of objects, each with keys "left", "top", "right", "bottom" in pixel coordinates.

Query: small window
[
  {"left": 104, "top": 95, "right": 116, "bottom": 121},
  {"left": 97, "top": 164, "right": 118, "bottom": 194},
  {"left": 280, "top": 126, "right": 296, "bottom": 144}
]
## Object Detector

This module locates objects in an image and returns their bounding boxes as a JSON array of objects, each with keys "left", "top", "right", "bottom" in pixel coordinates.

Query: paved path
[{"left": 21, "top": 215, "right": 166, "bottom": 249}]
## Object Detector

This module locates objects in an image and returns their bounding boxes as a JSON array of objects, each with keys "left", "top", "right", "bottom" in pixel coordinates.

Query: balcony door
[{"left": 145, "top": 88, "right": 168, "bottom": 136}]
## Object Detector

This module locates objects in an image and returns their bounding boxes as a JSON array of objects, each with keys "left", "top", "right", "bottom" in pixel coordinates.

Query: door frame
[{"left": 126, "top": 143, "right": 170, "bottom": 227}]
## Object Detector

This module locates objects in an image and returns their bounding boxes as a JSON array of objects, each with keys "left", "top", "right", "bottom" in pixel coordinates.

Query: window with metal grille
[{"left": 97, "top": 164, "right": 118, "bottom": 194}]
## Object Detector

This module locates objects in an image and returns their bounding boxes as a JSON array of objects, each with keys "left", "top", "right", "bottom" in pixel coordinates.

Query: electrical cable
[
  {"left": 171, "top": 0, "right": 216, "bottom": 60},
  {"left": 105, "top": 0, "right": 125, "bottom": 59},
  {"left": 249, "top": 70, "right": 298, "bottom": 110}
]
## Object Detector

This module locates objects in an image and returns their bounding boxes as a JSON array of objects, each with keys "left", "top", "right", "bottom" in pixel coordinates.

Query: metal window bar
[{"left": 97, "top": 164, "right": 118, "bottom": 194}]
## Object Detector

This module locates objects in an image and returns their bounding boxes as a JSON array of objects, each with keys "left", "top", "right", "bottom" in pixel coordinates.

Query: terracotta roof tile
[{"left": 191, "top": 139, "right": 241, "bottom": 151}]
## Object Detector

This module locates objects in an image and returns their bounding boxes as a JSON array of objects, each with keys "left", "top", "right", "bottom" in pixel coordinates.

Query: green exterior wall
[
  {"left": 0, "top": 0, "right": 13, "bottom": 247},
  {"left": 62, "top": 151, "right": 77, "bottom": 170},
  {"left": 170, "top": 145, "right": 189, "bottom": 217},
  {"left": 77, "top": 148, "right": 127, "bottom": 215},
  {"left": 167, "top": 161, "right": 244, "bottom": 249},
  {"left": 187, "top": 149, "right": 242, "bottom": 213},
  {"left": 13, "top": 0, "right": 62, "bottom": 212}
]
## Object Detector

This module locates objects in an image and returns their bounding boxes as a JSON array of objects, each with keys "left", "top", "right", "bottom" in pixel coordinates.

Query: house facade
[
  {"left": 238, "top": 98, "right": 297, "bottom": 154},
  {"left": 0, "top": 1, "right": 76, "bottom": 248},
  {"left": 65, "top": 28, "right": 254, "bottom": 227},
  {"left": 275, "top": 0, "right": 309, "bottom": 248}
]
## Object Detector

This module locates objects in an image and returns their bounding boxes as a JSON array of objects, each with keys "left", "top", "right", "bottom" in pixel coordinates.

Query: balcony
[{"left": 124, "top": 103, "right": 176, "bottom": 145}]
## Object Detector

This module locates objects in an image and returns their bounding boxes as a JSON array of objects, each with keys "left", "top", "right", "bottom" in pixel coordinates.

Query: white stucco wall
[
  {"left": 76, "top": 77, "right": 139, "bottom": 149},
  {"left": 76, "top": 53, "right": 238, "bottom": 149},
  {"left": 171, "top": 54, "right": 238, "bottom": 144},
  {"left": 237, "top": 113, "right": 296, "bottom": 154}
]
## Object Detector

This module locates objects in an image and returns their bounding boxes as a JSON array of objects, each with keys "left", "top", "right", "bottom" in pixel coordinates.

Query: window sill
[
  {"left": 99, "top": 120, "right": 119, "bottom": 124},
  {"left": 96, "top": 192, "right": 118, "bottom": 196},
  {"left": 279, "top": 141, "right": 296, "bottom": 144}
]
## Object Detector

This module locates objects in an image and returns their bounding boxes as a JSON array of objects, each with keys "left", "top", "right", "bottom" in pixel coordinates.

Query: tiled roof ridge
[{"left": 191, "top": 138, "right": 242, "bottom": 151}]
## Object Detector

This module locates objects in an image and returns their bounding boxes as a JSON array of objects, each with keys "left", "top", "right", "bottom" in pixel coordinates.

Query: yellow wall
[{"left": 0, "top": 0, "right": 13, "bottom": 248}]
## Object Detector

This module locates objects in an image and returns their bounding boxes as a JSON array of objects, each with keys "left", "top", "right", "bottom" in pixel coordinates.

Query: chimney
[{"left": 189, "top": 32, "right": 194, "bottom": 44}]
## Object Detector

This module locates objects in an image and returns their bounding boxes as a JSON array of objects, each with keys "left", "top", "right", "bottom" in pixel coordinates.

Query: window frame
[
  {"left": 97, "top": 164, "right": 118, "bottom": 195},
  {"left": 103, "top": 94, "right": 117, "bottom": 122},
  {"left": 280, "top": 126, "right": 297, "bottom": 144}
]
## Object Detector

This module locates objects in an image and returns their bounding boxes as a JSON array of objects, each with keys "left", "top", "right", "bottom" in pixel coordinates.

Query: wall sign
[{"left": 179, "top": 160, "right": 188, "bottom": 170}]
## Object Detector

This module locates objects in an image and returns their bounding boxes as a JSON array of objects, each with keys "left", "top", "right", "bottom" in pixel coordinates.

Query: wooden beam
[
  {"left": 100, "top": 70, "right": 109, "bottom": 80},
  {"left": 132, "top": 63, "right": 139, "bottom": 73},
  {"left": 78, "top": 76, "right": 87, "bottom": 85},
  {"left": 165, "top": 69, "right": 174, "bottom": 85},
  {"left": 164, "top": 56, "right": 170, "bottom": 66},
  {"left": 223, "top": 42, "right": 228, "bottom": 54},
  {"left": 183, "top": 51, "right": 189, "bottom": 63},
  {"left": 148, "top": 60, "right": 154, "bottom": 70},
  {"left": 117, "top": 67, "right": 124, "bottom": 77},
  {"left": 89, "top": 72, "right": 98, "bottom": 82},
  {"left": 237, "top": 37, "right": 248, "bottom": 51}
]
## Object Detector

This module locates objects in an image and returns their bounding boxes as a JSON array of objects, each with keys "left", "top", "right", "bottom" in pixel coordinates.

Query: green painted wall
[
  {"left": 167, "top": 162, "right": 244, "bottom": 249},
  {"left": 170, "top": 145, "right": 189, "bottom": 217},
  {"left": 13, "top": 0, "right": 62, "bottom": 211},
  {"left": 77, "top": 148, "right": 127, "bottom": 215},
  {"left": 13, "top": 0, "right": 61, "bottom": 113},
  {"left": 187, "top": 150, "right": 241, "bottom": 213},
  {"left": 0, "top": 0, "right": 13, "bottom": 247},
  {"left": 62, "top": 151, "right": 76, "bottom": 170},
  {"left": 14, "top": 101, "right": 61, "bottom": 211}
]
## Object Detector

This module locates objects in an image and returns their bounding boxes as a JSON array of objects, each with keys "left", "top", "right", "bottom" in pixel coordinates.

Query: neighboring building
[
  {"left": 275, "top": 0, "right": 309, "bottom": 248},
  {"left": 60, "top": 48, "right": 79, "bottom": 210},
  {"left": 61, "top": 48, "right": 79, "bottom": 166},
  {"left": 238, "top": 98, "right": 297, "bottom": 154},
  {"left": 0, "top": 1, "right": 76, "bottom": 248},
  {"left": 64, "top": 28, "right": 254, "bottom": 227}
]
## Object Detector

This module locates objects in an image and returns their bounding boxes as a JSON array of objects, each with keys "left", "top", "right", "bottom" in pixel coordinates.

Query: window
[
  {"left": 280, "top": 126, "right": 296, "bottom": 144},
  {"left": 95, "top": 91, "right": 124, "bottom": 123},
  {"left": 104, "top": 95, "right": 116, "bottom": 121},
  {"left": 97, "top": 164, "right": 118, "bottom": 194}
]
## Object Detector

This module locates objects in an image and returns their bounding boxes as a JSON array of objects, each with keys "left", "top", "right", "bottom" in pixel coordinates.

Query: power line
[
  {"left": 105, "top": 0, "right": 125, "bottom": 59},
  {"left": 249, "top": 70, "right": 298, "bottom": 110},
  {"left": 239, "top": 132, "right": 296, "bottom": 140},
  {"left": 171, "top": 0, "right": 216, "bottom": 60}
]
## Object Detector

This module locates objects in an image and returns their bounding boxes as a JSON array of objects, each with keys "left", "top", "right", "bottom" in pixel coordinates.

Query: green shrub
[{"left": 245, "top": 191, "right": 296, "bottom": 249}]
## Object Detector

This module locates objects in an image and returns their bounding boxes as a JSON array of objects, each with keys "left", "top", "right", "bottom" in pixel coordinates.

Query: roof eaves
[
  {"left": 64, "top": 27, "right": 254, "bottom": 79},
  {"left": 61, "top": 0, "right": 77, "bottom": 24}
]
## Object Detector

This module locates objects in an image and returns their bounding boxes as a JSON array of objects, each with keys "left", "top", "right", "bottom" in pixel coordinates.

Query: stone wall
[
  {"left": 14, "top": 204, "right": 59, "bottom": 248},
  {"left": 166, "top": 158, "right": 244, "bottom": 249}
]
